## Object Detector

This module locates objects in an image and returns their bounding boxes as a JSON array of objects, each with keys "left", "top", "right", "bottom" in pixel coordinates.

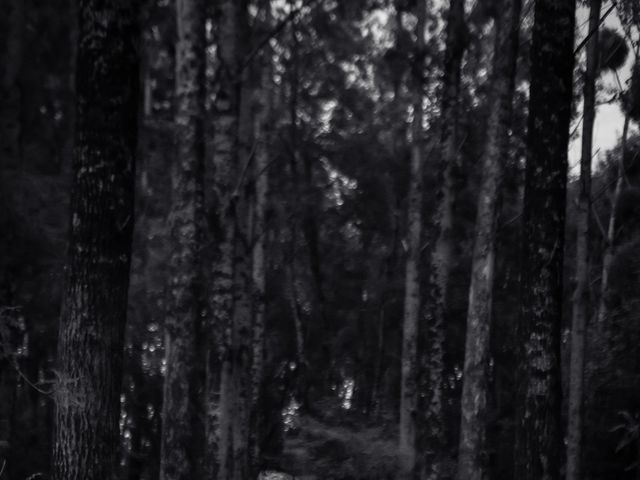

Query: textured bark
[
  {"left": 419, "top": 1, "right": 466, "bottom": 478},
  {"left": 212, "top": 0, "right": 240, "bottom": 470},
  {"left": 52, "top": 2, "right": 139, "bottom": 480},
  {"left": 126, "top": 345, "right": 151, "bottom": 480},
  {"left": 215, "top": 1, "right": 253, "bottom": 478},
  {"left": 159, "top": 0, "right": 206, "bottom": 479},
  {"left": 0, "top": 3, "right": 23, "bottom": 469},
  {"left": 456, "top": 2, "right": 521, "bottom": 479},
  {"left": 399, "top": 2, "right": 426, "bottom": 477},
  {"left": 207, "top": 32, "right": 237, "bottom": 480},
  {"left": 231, "top": 69, "right": 254, "bottom": 480},
  {"left": 514, "top": 1, "right": 576, "bottom": 479},
  {"left": 249, "top": 15, "right": 271, "bottom": 474},
  {"left": 566, "top": 3, "right": 600, "bottom": 479}
]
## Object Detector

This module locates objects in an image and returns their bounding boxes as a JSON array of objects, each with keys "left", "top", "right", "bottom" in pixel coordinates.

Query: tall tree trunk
[
  {"left": 419, "top": 1, "right": 466, "bottom": 478},
  {"left": 0, "top": 4, "right": 23, "bottom": 463},
  {"left": 215, "top": 1, "right": 253, "bottom": 478},
  {"left": 596, "top": 115, "right": 629, "bottom": 340},
  {"left": 159, "top": 0, "right": 206, "bottom": 478},
  {"left": 399, "top": 1, "right": 426, "bottom": 477},
  {"left": 566, "top": 2, "right": 600, "bottom": 479},
  {"left": 514, "top": 1, "right": 576, "bottom": 479},
  {"left": 207, "top": 20, "right": 238, "bottom": 480},
  {"left": 212, "top": 0, "right": 240, "bottom": 471},
  {"left": 52, "top": 2, "right": 139, "bottom": 479},
  {"left": 0, "top": 1, "right": 23, "bottom": 467},
  {"left": 456, "top": 1, "right": 521, "bottom": 479},
  {"left": 231, "top": 69, "right": 254, "bottom": 480},
  {"left": 249, "top": 6, "right": 271, "bottom": 473}
]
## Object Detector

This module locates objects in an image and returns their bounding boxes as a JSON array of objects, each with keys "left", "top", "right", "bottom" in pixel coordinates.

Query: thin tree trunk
[
  {"left": 566, "top": 2, "right": 600, "bottom": 479},
  {"left": 286, "top": 0, "right": 327, "bottom": 406},
  {"left": 596, "top": 115, "right": 629, "bottom": 335},
  {"left": 514, "top": 1, "right": 576, "bottom": 479},
  {"left": 159, "top": 0, "right": 206, "bottom": 478},
  {"left": 287, "top": 264, "right": 306, "bottom": 373},
  {"left": 215, "top": 1, "right": 253, "bottom": 478},
  {"left": 52, "top": 2, "right": 139, "bottom": 479},
  {"left": 212, "top": 0, "right": 242, "bottom": 477},
  {"left": 456, "top": 1, "right": 521, "bottom": 479},
  {"left": 399, "top": 1, "right": 426, "bottom": 476},
  {"left": 419, "top": 1, "right": 466, "bottom": 478}
]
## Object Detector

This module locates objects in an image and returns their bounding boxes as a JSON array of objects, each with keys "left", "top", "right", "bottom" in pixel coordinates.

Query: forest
[{"left": 1, "top": 0, "right": 640, "bottom": 479}]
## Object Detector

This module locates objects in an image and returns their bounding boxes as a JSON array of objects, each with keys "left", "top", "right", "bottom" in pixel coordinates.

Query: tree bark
[
  {"left": 52, "top": 2, "right": 139, "bottom": 479},
  {"left": 566, "top": 2, "right": 600, "bottom": 479},
  {"left": 514, "top": 1, "right": 576, "bottom": 479},
  {"left": 456, "top": 1, "right": 521, "bottom": 479},
  {"left": 231, "top": 64, "right": 254, "bottom": 480},
  {"left": 159, "top": 0, "right": 206, "bottom": 478},
  {"left": 399, "top": 2, "right": 427, "bottom": 477},
  {"left": 419, "top": 1, "right": 467, "bottom": 478},
  {"left": 0, "top": 3, "right": 23, "bottom": 468},
  {"left": 215, "top": 1, "right": 253, "bottom": 478},
  {"left": 249, "top": 6, "right": 272, "bottom": 473}
]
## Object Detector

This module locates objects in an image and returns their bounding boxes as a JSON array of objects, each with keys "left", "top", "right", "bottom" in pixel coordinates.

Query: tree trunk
[
  {"left": 159, "top": 0, "right": 206, "bottom": 478},
  {"left": 514, "top": 1, "right": 576, "bottom": 479},
  {"left": 399, "top": 1, "right": 426, "bottom": 477},
  {"left": 231, "top": 67, "right": 254, "bottom": 480},
  {"left": 596, "top": 115, "right": 629, "bottom": 342},
  {"left": 208, "top": 45, "right": 237, "bottom": 480},
  {"left": 215, "top": 1, "right": 253, "bottom": 478},
  {"left": 52, "top": 1, "right": 139, "bottom": 479},
  {"left": 0, "top": 2, "right": 23, "bottom": 466},
  {"left": 419, "top": 1, "right": 466, "bottom": 478},
  {"left": 456, "top": 1, "right": 521, "bottom": 479},
  {"left": 566, "top": 2, "right": 600, "bottom": 479},
  {"left": 249, "top": 9, "right": 271, "bottom": 473}
]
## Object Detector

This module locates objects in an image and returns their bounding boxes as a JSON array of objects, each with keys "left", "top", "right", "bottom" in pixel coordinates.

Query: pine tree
[
  {"left": 419, "top": 1, "right": 467, "bottom": 477},
  {"left": 566, "top": 1, "right": 601, "bottom": 478},
  {"left": 52, "top": 1, "right": 139, "bottom": 479},
  {"left": 398, "top": 0, "right": 426, "bottom": 476},
  {"left": 249, "top": 1, "right": 273, "bottom": 473},
  {"left": 456, "top": 1, "right": 521, "bottom": 478},
  {"left": 215, "top": 1, "right": 253, "bottom": 478},
  {"left": 514, "top": 0, "right": 576, "bottom": 478},
  {"left": 159, "top": 0, "right": 206, "bottom": 478}
]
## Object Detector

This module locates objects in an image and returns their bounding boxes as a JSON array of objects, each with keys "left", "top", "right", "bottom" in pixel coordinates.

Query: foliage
[{"left": 598, "top": 28, "right": 629, "bottom": 72}]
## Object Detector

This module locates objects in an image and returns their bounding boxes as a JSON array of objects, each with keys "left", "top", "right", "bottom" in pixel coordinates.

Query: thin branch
[
  {"left": 574, "top": 2, "right": 617, "bottom": 55},
  {"left": 592, "top": 203, "right": 608, "bottom": 239},
  {"left": 12, "top": 360, "right": 54, "bottom": 396},
  {"left": 232, "top": 140, "right": 258, "bottom": 199}
]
